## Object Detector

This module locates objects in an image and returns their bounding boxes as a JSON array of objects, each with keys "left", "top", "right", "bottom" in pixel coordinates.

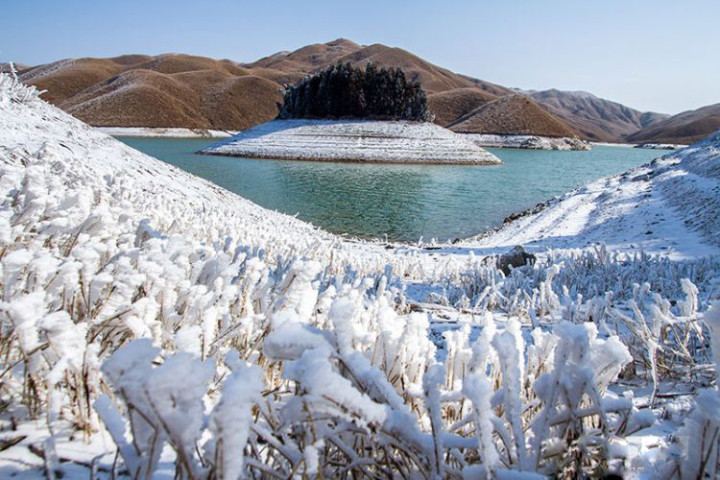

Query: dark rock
[
  {"left": 497, "top": 246, "right": 536, "bottom": 275},
  {"left": 603, "top": 474, "right": 624, "bottom": 480}
]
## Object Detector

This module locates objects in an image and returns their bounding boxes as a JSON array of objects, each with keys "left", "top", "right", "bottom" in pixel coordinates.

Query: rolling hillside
[
  {"left": 528, "top": 89, "right": 669, "bottom": 142},
  {"left": 248, "top": 38, "right": 363, "bottom": 72},
  {"left": 626, "top": 103, "right": 720, "bottom": 145},
  {"left": 20, "top": 54, "right": 283, "bottom": 130},
  {"left": 18, "top": 43, "right": 534, "bottom": 133},
  {"left": 427, "top": 88, "right": 498, "bottom": 126},
  {"left": 449, "top": 95, "right": 578, "bottom": 137},
  {"left": 249, "top": 40, "right": 513, "bottom": 97},
  {"left": 19, "top": 39, "right": 713, "bottom": 142},
  {"left": 19, "top": 42, "right": 564, "bottom": 136}
]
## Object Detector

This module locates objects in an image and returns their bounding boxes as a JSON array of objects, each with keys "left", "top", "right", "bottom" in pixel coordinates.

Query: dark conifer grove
[{"left": 278, "top": 63, "right": 431, "bottom": 122}]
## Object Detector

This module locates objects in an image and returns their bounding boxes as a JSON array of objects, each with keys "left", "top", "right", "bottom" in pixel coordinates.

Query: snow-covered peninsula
[
  {"left": 462, "top": 133, "right": 592, "bottom": 150},
  {"left": 1, "top": 74, "right": 719, "bottom": 479},
  {"left": 200, "top": 119, "right": 502, "bottom": 164}
]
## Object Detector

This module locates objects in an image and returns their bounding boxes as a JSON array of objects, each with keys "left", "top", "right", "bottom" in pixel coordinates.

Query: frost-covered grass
[{"left": 0, "top": 74, "right": 719, "bottom": 479}]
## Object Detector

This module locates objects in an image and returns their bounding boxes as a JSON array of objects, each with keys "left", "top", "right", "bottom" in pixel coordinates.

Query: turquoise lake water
[{"left": 117, "top": 137, "right": 661, "bottom": 242}]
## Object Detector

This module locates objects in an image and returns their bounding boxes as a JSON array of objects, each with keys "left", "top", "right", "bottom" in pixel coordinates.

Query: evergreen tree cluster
[{"left": 279, "top": 63, "right": 431, "bottom": 122}]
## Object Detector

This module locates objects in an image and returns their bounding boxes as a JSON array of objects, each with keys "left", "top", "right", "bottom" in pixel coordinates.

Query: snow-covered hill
[
  {"left": 467, "top": 132, "right": 720, "bottom": 259},
  {"left": 201, "top": 119, "right": 502, "bottom": 164},
  {"left": 0, "top": 76, "right": 427, "bottom": 273}
]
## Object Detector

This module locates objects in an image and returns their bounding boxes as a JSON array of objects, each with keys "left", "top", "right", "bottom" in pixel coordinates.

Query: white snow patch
[
  {"left": 465, "top": 133, "right": 720, "bottom": 259},
  {"left": 201, "top": 119, "right": 502, "bottom": 165},
  {"left": 462, "top": 133, "right": 591, "bottom": 151},
  {"left": 96, "top": 127, "right": 238, "bottom": 138}
]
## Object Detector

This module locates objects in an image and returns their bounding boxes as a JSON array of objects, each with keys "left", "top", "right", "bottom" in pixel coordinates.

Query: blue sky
[{"left": 3, "top": 0, "right": 718, "bottom": 114}]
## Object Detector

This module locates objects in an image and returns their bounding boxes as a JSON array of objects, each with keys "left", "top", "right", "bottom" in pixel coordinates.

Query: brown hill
[
  {"left": 249, "top": 38, "right": 362, "bottom": 72},
  {"left": 21, "top": 58, "right": 129, "bottom": 104},
  {"left": 21, "top": 54, "right": 283, "bottom": 130},
  {"left": 246, "top": 67, "right": 305, "bottom": 87},
  {"left": 626, "top": 103, "right": 720, "bottom": 145},
  {"left": 17, "top": 42, "right": 527, "bottom": 132},
  {"left": 528, "top": 89, "right": 669, "bottom": 142},
  {"left": 250, "top": 40, "right": 513, "bottom": 97},
  {"left": 428, "top": 88, "right": 497, "bottom": 126},
  {"left": 449, "top": 94, "right": 578, "bottom": 137},
  {"left": 134, "top": 54, "right": 249, "bottom": 76},
  {"left": 334, "top": 44, "right": 512, "bottom": 96},
  {"left": 17, "top": 40, "right": 616, "bottom": 137}
]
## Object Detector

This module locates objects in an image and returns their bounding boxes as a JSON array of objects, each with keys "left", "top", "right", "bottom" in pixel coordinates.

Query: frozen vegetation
[
  {"left": 462, "top": 133, "right": 591, "bottom": 151},
  {"left": 200, "top": 119, "right": 502, "bottom": 165},
  {"left": 1, "top": 73, "right": 719, "bottom": 479}
]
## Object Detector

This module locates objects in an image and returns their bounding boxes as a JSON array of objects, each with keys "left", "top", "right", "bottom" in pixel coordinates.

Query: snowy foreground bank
[
  {"left": 467, "top": 131, "right": 720, "bottom": 259},
  {"left": 462, "top": 133, "right": 591, "bottom": 150},
  {"left": 1, "top": 74, "right": 719, "bottom": 479},
  {"left": 200, "top": 119, "right": 502, "bottom": 164}
]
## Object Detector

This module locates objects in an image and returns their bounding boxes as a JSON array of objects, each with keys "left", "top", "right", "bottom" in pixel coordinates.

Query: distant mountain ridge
[
  {"left": 18, "top": 42, "right": 534, "bottom": 134},
  {"left": 526, "top": 89, "right": 669, "bottom": 142},
  {"left": 248, "top": 39, "right": 513, "bottom": 97},
  {"left": 626, "top": 103, "right": 720, "bottom": 145},
  {"left": 17, "top": 39, "right": 718, "bottom": 143},
  {"left": 20, "top": 54, "right": 282, "bottom": 130},
  {"left": 247, "top": 38, "right": 363, "bottom": 72}
]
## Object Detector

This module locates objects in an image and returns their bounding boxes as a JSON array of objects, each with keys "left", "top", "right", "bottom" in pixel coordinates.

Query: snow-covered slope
[
  {"left": 0, "top": 77, "right": 417, "bottom": 274},
  {"left": 468, "top": 131, "right": 720, "bottom": 259},
  {"left": 201, "top": 119, "right": 502, "bottom": 164}
]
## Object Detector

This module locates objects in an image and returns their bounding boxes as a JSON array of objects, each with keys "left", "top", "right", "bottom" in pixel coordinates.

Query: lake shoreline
[
  {"left": 199, "top": 149, "right": 502, "bottom": 166},
  {"left": 462, "top": 133, "right": 591, "bottom": 150},
  {"left": 96, "top": 126, "right": 239, "bottom": 138},
  {"left": 119, "top": 137, "right": 660, "bottom": 243},
  {"left": 100, "top": 127, "right": 672, "bottom": 151}
]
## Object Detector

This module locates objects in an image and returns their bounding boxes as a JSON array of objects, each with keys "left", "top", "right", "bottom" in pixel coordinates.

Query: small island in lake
[{"left": 200, "top": 63, "right": 501, "bottom": 165}]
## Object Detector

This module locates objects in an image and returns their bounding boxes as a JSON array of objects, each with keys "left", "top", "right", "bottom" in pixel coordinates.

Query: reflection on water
[
  {"left": 118, "top": 137, "right": 660, "bottom": 242},
  {"left": 272, "top": 162, "right": 433, "bottom": 240}
]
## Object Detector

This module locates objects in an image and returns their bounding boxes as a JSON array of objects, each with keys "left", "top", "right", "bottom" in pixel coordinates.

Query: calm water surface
[{"left": 117, "top": 137, "right": 660, "bottom": 242}]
